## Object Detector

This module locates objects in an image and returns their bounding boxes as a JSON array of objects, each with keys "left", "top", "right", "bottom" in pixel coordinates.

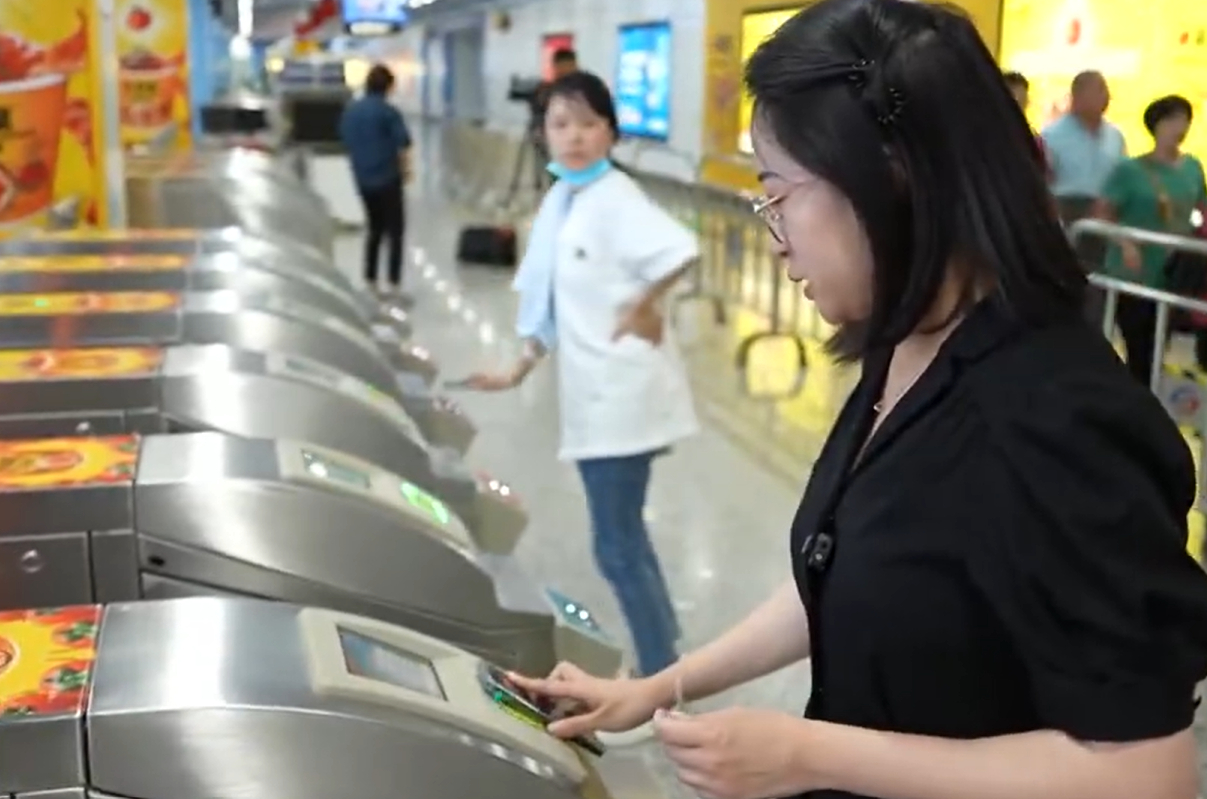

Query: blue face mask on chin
[{"left": 547, "top": 158, "right": 612, "bottom": 187}]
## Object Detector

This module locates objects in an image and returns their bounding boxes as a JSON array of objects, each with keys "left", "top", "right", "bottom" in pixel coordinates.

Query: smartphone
[{"left": 478, "top": 662, "right": 606, "bottom": 757}]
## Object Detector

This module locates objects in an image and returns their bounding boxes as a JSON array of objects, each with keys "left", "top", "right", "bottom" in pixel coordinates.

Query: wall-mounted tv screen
[
  {"left": 738, "top": 8, "right": 800, "bottom": 152},
  {"left": 615, "top": 21, "right": 672, "bottom": 140},
  {"left": 341, "top": 0, "right": 409, "bottom": 36}
]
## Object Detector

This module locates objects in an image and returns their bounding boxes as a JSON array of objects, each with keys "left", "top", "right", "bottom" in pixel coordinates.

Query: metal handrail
[
  {"left": 1070, "top": 218, "right": 1207, "bottom": 391},
  {"left": 1069, "top": 218, "right": 1207, "bottom": 257}
]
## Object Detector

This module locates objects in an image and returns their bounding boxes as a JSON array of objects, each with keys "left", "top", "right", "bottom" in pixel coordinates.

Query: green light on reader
[{"left": 400, "top": 481, "right": 451, "bottom": 526}]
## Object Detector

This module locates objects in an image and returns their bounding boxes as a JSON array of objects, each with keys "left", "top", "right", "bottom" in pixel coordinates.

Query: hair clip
[
  {"left": 847, "top": 58, "right": 873, "bottom": 88},
  {"left": 876, "top": 86, "right": 906, "bottom": 128}
]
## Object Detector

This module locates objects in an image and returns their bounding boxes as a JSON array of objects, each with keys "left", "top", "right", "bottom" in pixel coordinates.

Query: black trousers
[
  {"left": 1116, "top": 294, "right": 1166, "bottom": 386},
  {"left": 1055, "top": 195, "right": 1106, "bottom": 272},
  {"left": 359, "top": 178, "right": 405, "bottom": 287}
]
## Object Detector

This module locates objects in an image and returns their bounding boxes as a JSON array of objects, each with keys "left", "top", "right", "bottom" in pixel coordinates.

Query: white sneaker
[{"left": 597, "top": 721, "right": 656, "bottom": 748}]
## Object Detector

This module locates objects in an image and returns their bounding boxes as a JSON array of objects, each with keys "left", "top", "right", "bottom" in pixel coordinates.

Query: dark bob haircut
[
  {"left": 365, "top": 64, "right": 395, "bottom": 96},
  {"left": 746, "top": 0, "right": 1084, "bottom": 360},
  {"left": 552, "top": 48, "right": 578, "bottom": 64},
  {"left": 546, "top": 70, "right": 619, "bottom": 139},
  {"left": 1002, "top": 70, "right": 1029, "bottom": 91},
  {"left": 1143, "top": 94, "right": 1193, "bottom": 135}
]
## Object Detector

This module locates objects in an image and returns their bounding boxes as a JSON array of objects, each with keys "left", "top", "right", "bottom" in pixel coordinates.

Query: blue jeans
[{"left": 577, "top": 451, "right": 680, "bottom": 677}]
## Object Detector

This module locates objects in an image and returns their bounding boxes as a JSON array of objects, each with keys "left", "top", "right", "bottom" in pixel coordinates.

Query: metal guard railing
[{"left": 437, "top": 122, "right": 1207, "bottom": 412}]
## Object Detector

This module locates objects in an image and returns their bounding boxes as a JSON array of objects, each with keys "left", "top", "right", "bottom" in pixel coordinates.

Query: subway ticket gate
[
  {"left": 0, "top": 248, "right": 434, "bottom": 383},
  {"left": 0, "top": 249, "right": 414, "bottom": 344},
  {"left": 0, "top": 434, "right": 617, "bottom": 677},
  {"left": 0, "top": 598, "right": 630, "bottom": 799},
  {"left": 0, "top": 290, "right": 465, "bottom": 448},
  {"left": 0, "top": 346, "right": 506, "bottom": 549},
  {"left": 4, "top": 226, "right": 418, "bottom": 370}
]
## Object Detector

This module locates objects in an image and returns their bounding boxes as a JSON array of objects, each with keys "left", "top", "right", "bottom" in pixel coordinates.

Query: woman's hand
[
  {"left": 1121, "top": 241, "right": 1142, "bottom": 272},
  {"left": 613, "top": 300, "right": 665, "bottom": 346},
  {"left": 655, "top": 707, "right": 820, "bottom": 799},
  {"left": 506, "top": 662, "right": 672, "bottom": 738}
]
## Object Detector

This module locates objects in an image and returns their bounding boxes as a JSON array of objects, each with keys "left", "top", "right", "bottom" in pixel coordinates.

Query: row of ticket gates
[{"left": 0, "top": 221, "right": 632, "bottom": 799}]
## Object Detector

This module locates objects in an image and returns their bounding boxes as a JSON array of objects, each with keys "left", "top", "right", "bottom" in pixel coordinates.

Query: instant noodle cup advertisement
[
  {"left": 0, "top": 347, "right": 165, "bottom": 381},
  {"left": 0, "top": 3, "right": 106, "bottom": 233},
  {"left": 0, "top": 290, "right": 181, "bottom": 316},
  {"left": 116, "top": 0, "right": 190, "bottom": 149},
  {"left": 0, "top": 435, "right": 139, "bottom": 490},
  {"left": 0, "top": 606, "right": 101, "bottom": 718}
]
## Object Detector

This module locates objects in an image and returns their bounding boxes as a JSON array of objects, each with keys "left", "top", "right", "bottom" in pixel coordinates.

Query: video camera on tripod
[{"left": 507, "top": 76, "right": 548, "bottom": 125}]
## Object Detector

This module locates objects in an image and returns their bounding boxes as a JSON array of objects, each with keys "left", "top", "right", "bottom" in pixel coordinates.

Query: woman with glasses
[
  {"left": 507, "top": 1, "right": 1207, "bottom": 798},
  {"left": 464, "top": 70, "right": 698, "bottom": 738}
]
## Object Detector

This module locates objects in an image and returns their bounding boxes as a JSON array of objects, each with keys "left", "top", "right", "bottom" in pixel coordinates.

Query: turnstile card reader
[
  {"left": 0, "top": 345, "right": 502, "bottom": 545},
  {"left": 0, "top": 597, "right": 614, "bottom": 799},
  {"left": 0, "top": 432, "right": 617, "bottom": 676}
]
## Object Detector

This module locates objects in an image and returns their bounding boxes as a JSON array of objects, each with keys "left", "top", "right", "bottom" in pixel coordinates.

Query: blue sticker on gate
[{"left": 1168, "top": 384, "right": 1202, "bottom": 418}]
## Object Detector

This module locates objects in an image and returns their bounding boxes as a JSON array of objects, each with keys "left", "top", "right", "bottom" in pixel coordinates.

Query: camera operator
[{"left": 534, "top": 48, "right": 579, "bottom": 129}]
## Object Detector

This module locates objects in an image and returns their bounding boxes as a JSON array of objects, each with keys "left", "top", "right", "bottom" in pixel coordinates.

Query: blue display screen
[
  {"left": 341, "top": 0, "right": 409, "bottom": 34},
  {"left": 615, "top": 22, "right": 672, "bottom": 141}
]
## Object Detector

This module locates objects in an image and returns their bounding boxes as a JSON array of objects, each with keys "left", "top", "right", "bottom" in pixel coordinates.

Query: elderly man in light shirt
[{"left": 1041, "top": 70, "right": 1127, "bottom": 270}]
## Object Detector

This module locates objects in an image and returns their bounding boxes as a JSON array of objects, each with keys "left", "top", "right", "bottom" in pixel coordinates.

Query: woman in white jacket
[{"left": 467, "top": 71, "right": 699, "bottom": 695}]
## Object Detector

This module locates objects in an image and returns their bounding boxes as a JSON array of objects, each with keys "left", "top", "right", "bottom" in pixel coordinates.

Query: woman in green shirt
[{"left": 1096, "top": 94, "right": 1207, "bottom": 384}]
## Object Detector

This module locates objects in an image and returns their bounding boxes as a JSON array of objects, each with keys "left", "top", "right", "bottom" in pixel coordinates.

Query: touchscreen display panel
[
  {"left": 302, "top": 449, "right": 372, "bottom": 490},
  {"left": 400, "top": 480, "right": 451, "bottom": 526},
  {"left": 339, "top": 628, "right": 445, "bottom": 698}
]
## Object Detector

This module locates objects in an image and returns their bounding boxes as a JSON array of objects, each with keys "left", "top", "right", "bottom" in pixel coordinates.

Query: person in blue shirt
[
  {"left": 339, "top": 63, "right": 413, "bottom": 297},
  {"left": 1041, "top": 71, "right": 1127, "bottom": 269}
]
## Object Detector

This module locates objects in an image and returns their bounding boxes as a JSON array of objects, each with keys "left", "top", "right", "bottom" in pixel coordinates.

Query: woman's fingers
[
  {"left": 547, "top": 661, "right": 588, "bottom": 681},
  {"left": 504, "top": 671, "right": 545, "bottom": 692},
  {"left": 507, "top": 669, "right": 597, "bottom": 704},
  {"left": 547, "top": 707, "right": 604, "bottom": 739}
]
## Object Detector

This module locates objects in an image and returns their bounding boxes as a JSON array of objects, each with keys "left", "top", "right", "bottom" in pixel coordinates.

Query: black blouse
[{"left": 792, "top": 298, "right": 1207, "bottom": 799}]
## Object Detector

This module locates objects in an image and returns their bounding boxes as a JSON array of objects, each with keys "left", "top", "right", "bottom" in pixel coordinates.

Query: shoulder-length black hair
[{"left": 746, "top": 0, "right": 1084, "bottom": 360}]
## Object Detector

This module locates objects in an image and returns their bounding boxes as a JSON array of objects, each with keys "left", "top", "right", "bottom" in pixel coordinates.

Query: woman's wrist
[
  {"left": 508, "top": 358, "right": 533, "bottom": 387},
  {"left": 638, "top": 668, "right": 681, "bottom": 709}
]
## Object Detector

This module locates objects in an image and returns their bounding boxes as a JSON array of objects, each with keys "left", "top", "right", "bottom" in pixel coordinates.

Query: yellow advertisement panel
[
  {"left": 0, "top": 253, "right": 187, "bottom": 272},
  {"left": 711, "top": 0, "right": 1004, "bottom": 187},
  {"left": 0, "top": 348, "right": 165, "bottom": 381},
  {"left": 0, "top": 436, "right": 139, "bottom": 490},
  {"left": 114, "top": 0, "right": 191, "bottom": 150},
  {"left": 0, "top": 606, "right": 101, "bottom": 717},
  {"left": 0, "top": 3, "right": 108, "bottom": 233},
  {"left": 738, "top": 7, "right": 805, "bottom": 155},
  {"left": 1001, "top": 0, "right": 1207, "bottom": 161}
]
